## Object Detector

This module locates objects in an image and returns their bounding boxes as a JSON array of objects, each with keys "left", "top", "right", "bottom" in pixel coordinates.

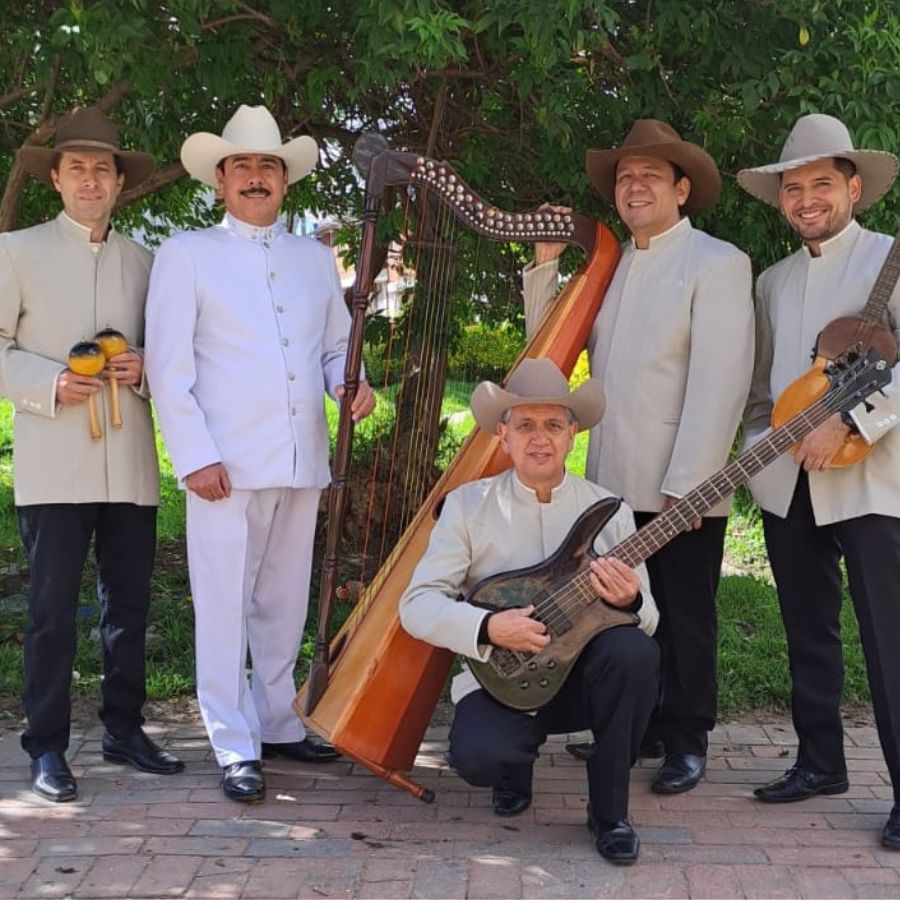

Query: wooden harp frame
[{"left": 295, "top": 136, "right": 621, "bottom": 801}]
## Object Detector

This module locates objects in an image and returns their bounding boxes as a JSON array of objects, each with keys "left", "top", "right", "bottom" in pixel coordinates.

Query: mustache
[{"left": 239, "top": 187, "right": 272, "bottom": 197}]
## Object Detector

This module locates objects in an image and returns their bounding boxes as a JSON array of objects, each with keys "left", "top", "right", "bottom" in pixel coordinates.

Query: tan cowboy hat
[
  {"left": 585, "top": 119, "right": 721, "bottom": 215},
  {"left": 737, "top": 114, "right": 899, "bottom": 213},
  {"left": 470, "top": 358, "right": 605, "bottom": 434},
  {"left": 17, "top": 106, "right": 155, "bottom": 190},
  {"left": 181, "top": 105, "right": 319, "bottom": 187}
]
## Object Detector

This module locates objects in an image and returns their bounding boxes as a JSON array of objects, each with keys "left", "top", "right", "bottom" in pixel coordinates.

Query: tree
[{"left": 1, "top": 0, "right": 897, "bottom": 268}]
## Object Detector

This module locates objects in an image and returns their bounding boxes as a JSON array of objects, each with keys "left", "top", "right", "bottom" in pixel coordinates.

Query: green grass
[{"left": 0, "top": 394, "right": 872, "bottom": 718}]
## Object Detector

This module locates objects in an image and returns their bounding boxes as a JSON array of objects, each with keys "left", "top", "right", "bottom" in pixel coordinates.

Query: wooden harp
[{"left": 294, "top": 135, "right": 620, "bottom": 801}]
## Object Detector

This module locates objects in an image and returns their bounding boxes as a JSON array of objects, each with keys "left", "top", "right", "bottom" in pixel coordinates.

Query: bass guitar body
[
  {"left": 466, "top": 497, "right": 638, "bottom": 712},
  {"left": 771, "top": 316, "right": 898, "bottom": 469}
]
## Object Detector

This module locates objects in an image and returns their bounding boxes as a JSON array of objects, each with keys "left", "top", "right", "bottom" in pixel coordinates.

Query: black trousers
[
  {"left": 763, "top": 472, "right": 900, "bottom": 800},
  {"left": 634, "top": 511, "right": 727, "bottom": 756},
  {"left": 447, "top": 626, "right": 660, "bottom": 823},
  {"left": 17, "top": 503, "right": 157, "bottom": 758}
]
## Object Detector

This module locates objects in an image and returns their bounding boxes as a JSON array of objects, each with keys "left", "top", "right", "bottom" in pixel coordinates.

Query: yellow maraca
[
  {"left": 68, "top": 341, "right": 106, "bottom": 440},
  {"left": 94, "top": 328, "right": 129, "bottom": 428}
]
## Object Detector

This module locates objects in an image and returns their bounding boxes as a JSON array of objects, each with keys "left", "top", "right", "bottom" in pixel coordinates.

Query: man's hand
[
  {"left": 533, "top": 204, "right": 571, "bottom": 266},
  {"left": 56, "top": 370, "right": 102, "bottom": 406},
  {"left": 588, "top": 557, "right": 641, "bottom": 608},
  {"left": 103, "top": 350, "right": 143, "bottom": 387},
  {"left": 487, "top": 605, "right": 551, "bottom": 654},
  {"left": 791, "top": 413, "right": 851, "bottom": 471},
  {"left": 185, "top": 463, "right": 232, "bottom": 501},
  {"left": 336, "top": 380, "right": 376, "bottom": 421},
  {"left": 662, "top": 494, "right": 702, "bottom": 531}
]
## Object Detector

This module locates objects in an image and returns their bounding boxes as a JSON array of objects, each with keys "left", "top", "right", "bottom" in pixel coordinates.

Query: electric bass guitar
[
  {"left": 773, "top": 227, "right": 900, "bottom": 468},
  {"left": 467, "top": 347, "right": 892, "bottom": 711}
]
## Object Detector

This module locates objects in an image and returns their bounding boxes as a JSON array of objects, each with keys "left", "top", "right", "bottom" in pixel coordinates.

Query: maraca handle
[
  {"left": 110, "top": 378, "right": 122, "bottom": 428},
  {"left": 87, "top": 395, "right": 102, "bottom": 440}
]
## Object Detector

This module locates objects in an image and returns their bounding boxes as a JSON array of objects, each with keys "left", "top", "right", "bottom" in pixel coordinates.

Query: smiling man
[
  {"left": 400, "top": 359, "right": 660, "bottom": 864},
  {"left": 524, "top": 120, "right": 754, "bottom": 793},
  {"left": 145, "top": 105, "right": 374, "bottom": 803},
  {"left": 0, "top": 107, "right": 184, "bottom": 802},
  {"left": 738, "top": 114, "right": 900, "bottom": 849}
]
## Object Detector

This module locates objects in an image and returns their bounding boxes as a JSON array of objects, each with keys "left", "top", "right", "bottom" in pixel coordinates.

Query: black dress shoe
[
  {"left": 587, "top": 808, "right": 639, "bottom": 865},
  {"left": 753, "top": 765, "right": 849, "bottom": 803},
  {"left": 565, "top": 741, "right": 595, "bottom": 761},
  {"left": 651, "top": 752, "right": 706, "bottom": 794},
  {"left": 492, "top": 786, "right": 532, "bottom": 817},
  {"left": 261, "top": 738, "right": 340, "bottom": 763},
  {"left": 883, "top": 805, "right": 900, "bottom": 849},
  {"left": 102, "top": 729, "right": 185, "bottom": 774},
  {"left": 222, "top": 760, "right": 265, "bottom": 802},
  {"left": 31, "top": 751, "right": 77, "bottom": 802}
]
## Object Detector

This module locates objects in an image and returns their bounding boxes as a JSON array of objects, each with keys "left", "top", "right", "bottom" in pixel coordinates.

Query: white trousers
[{"left": 186, "top": 486, "right": 321, "bottom": 766}]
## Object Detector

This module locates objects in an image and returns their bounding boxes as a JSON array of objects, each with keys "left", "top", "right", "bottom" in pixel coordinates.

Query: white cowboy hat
[
  {"left": 180, "top": 105, "right": 319, "bottom": 187},
  {"left": 737, "top": 114, "right": 898, "bottom": 213},
  {"left": 470, "top": 358, "right": 605, "bottom": 434}
]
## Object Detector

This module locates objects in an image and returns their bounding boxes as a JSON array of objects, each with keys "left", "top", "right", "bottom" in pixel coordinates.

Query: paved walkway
[{"left": 0, "top": 709, "right": 897, "bottom": 899}]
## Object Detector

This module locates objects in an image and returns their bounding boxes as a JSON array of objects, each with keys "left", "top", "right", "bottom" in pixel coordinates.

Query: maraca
[
  {"left": 68, "top": 341, "right": 105, "bottom": 440},
  {"left": 94, "top": 328, "right": 129, "bottom": 428}
]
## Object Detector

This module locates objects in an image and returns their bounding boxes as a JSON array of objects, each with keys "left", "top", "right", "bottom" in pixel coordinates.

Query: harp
[{"left": 293, "top": 135, "right": 620, "bottom": 801}]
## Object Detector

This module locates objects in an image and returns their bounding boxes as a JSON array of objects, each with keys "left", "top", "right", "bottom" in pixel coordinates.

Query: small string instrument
[
  {"left": 470, "top": 347, "right": 892, "bottom": 710},
  {"left": 772, "top": 228, "right": 900, "bottom": 467}
]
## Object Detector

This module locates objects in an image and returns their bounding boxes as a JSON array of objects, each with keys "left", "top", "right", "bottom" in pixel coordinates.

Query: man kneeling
[{"left": 399, "top": 359, "right": 660, "bottom": 864}]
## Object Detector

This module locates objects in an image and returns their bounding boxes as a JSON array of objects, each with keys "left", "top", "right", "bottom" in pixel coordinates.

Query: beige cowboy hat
[
  {"left": 585, "top": 118, "right": 721, "bottom": 215},
  {"left": 17, "top": 106, "right": 155, "bottom": 191},
  {"left": 737, "top": 114, "right": 899, "bottom": 213},
  {"left": 181, "top": 105, "right": 319, "bottom": 187},
  {"left": 470, "top": 358, "right": 605, "bottom": 434}
]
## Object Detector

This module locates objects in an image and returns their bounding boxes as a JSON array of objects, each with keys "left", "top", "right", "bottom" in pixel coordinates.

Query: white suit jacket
[
  {"left": 743, "top": 220, "right": 900, "bottom": 524},
  {"left": 0, "top": 212, "right": 158, "bottom": 506},
  {"left": 145, "top": 215, "right": 351, "bottom": 490},
  {"left": 400, "top": 469, "right": 658, "bottom": 702},
  {"left": 524, "top": 217, "right": 754, "bottom": 514}
]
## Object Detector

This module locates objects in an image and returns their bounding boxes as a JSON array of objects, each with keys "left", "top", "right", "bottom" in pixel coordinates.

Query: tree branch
[
  {"left": 0, "top": 85, "right": 38, "bottom": 111},
  {"left": 115, "top": 160, "right": 187, "bottom": 209}
]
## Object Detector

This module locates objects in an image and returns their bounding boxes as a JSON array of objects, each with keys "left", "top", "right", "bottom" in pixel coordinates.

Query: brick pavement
[{"left": 0, "top": 710, "right": 897, "bottom": 899}]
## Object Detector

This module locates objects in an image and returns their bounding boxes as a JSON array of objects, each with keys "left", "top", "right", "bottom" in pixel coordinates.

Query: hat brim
[
  {"left": 16, "top": 143, "right": 155, "bottom": 191},
  {"left": 737, "top": 149, "right": 898, "bottom": 213},
  {"left": 180, "top": 132, "right": 318, "bottom": 187},
  {"left": 470, "top": 377, "right": 605, "bottom": 435},
  {"left": 586, "top": 141, "right": 721, "bottom": 215}
]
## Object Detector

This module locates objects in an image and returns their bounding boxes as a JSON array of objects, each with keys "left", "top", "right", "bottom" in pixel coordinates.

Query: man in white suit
[
  {"left": 0, "top": 107, "right": 184, "bottom": 802},
  {"left": 400, "top": 359, "right": 660, "bottom": 864},
  {"left": 145, "top": 105, "right": 374, "bottom": 802},
  {"left": 525, "top": 120, "right": 754, "bottom": 793},
  {"left": 738, "top": 113, "right": 900, "bottom": 849}
]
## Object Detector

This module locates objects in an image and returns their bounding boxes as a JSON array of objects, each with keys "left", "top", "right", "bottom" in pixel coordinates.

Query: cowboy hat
[
  {"left": 737, "top": 114, "right": 898, "bottom": 213},
  {"left": 470, "top": 358, "right": 605, "bottom": 434},
  {"left": 16, "top": 106, "right": 155, "bottom": 191},
  {"left": 585, "top": 119, "right": 721, "bottom": 215},
  {"left": 180, "top": 105, "right": 318, "bottom": 187}
]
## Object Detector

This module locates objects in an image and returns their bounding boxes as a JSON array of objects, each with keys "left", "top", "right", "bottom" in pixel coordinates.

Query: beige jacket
[
  {"left": 524, "top": 218, "right": 755, "bottom": 514},
  {"left": 743, "top": 221, "right": 900, "bottom": 524},
  {"left": 399, "top": 470, "right": 658, "bottom": 702},
  {"left": 0, "top": 212, "right": 159, "bottom": 506}
]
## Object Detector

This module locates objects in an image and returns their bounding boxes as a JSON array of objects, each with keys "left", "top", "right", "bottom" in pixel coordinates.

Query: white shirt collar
[
  {"left": 222, "top": 212, "right": 285, "bottom": 244},
  {"left": 627, "top": 215, "right": 690, "bottom": 252},
  {"left": 57, "top": 210, "right": 111, "bottom": 245},
  {"left": 510, "top": 469, "right": 571, "bottom": 502},
  {"left": 804, "top": 219, "right": 860, "bottom": 260}
]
